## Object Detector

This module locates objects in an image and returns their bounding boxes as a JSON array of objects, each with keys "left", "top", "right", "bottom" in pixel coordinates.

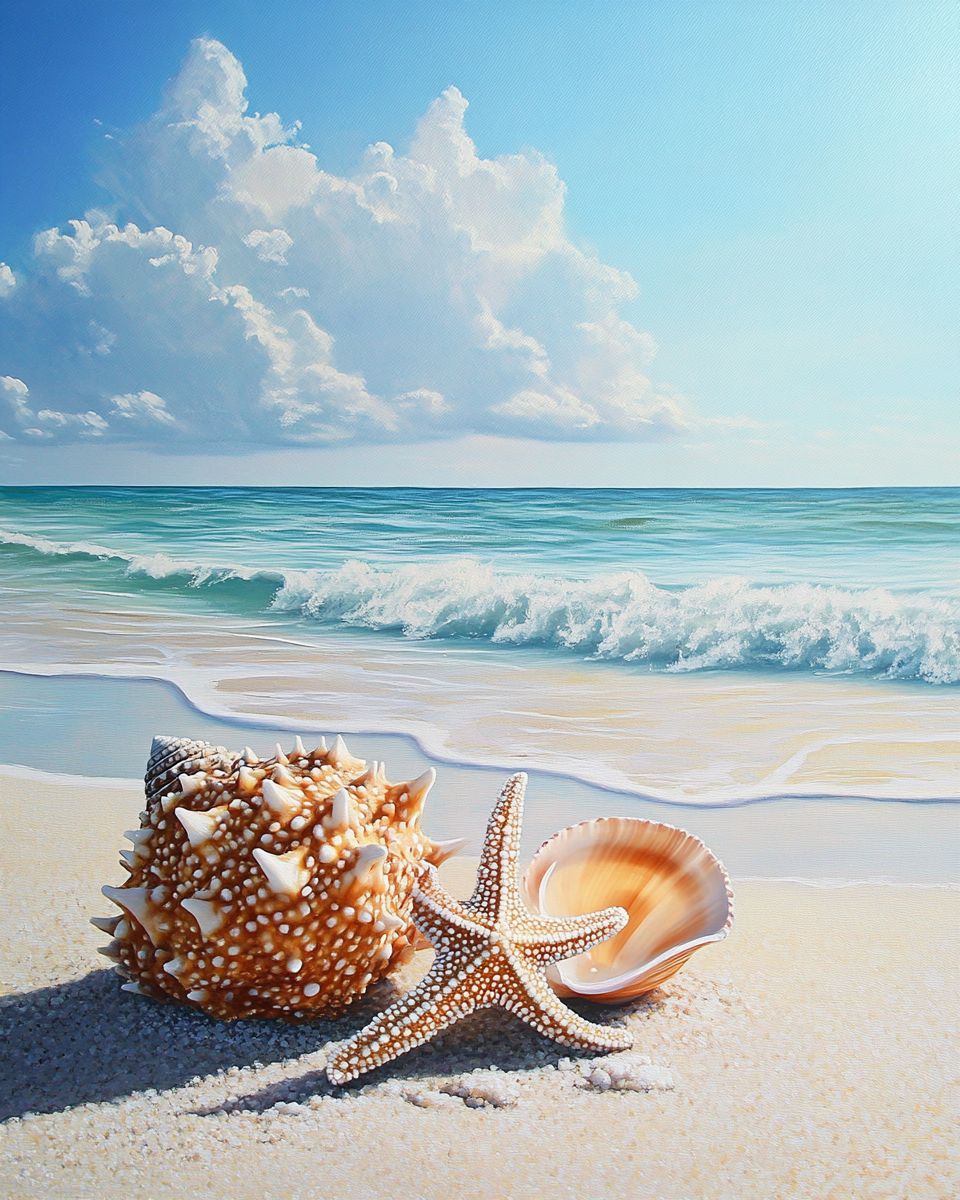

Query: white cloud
[
  {"left": 79, "top": 321, "right": 116, "bottom": 357},
  {"left": 1, "top": 376, "right": 109, "bottom": 439},
  {"left": 36, "top": 408, "right": 109, "bottom": 435},
  {"left": 0, "top": 37, "right": 700, "bottom": 448},
  {"left": 0, "top": 264, "right": 15, "bottom": 298},
  {"left": 396, "top": 389, "right": 451, "bottom": 415},
  {"left": 243, "top": 228, "right": 294, "bottom": 264},
  {"left": 2, "top": 376, "right": 34, "bottom": 427},
  {"left": 109, "top": 390, "right": 176, "bottom": 425},
  {"left": 492, "top": 388, "right": 600, "bottom": 430}
]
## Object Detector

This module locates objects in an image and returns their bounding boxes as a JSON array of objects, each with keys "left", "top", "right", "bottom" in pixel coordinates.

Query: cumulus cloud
[
  {"left": 109, "top": 390, "right": 177, "bottom": 425},
  {"left": 0, "top": 38, "right": 694, "bottom": 448},
  {"left": 2, "top": 375, "right": 108, "bottom": 438},
  {"left": 242, "top": 228, "right": 294, "bottom": 264}
]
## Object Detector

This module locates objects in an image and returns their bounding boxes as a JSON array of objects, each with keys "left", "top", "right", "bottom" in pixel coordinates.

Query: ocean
[{"left": 1, "top": 486, "right": 957, "bottom": 883}]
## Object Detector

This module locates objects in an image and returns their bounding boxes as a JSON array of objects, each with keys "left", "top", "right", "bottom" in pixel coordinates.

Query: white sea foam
[
  {"left": 271, "top": 558, "right": 959, "bottom": 683},
  {"left": 3, "top": 529, "right": 958, "bottom": 683},
  {"left": 734, "top": 875, "right": 960, "bottom": 891},
  {"left": 0, "top": 527, "right": 270, "bottom": 586}
]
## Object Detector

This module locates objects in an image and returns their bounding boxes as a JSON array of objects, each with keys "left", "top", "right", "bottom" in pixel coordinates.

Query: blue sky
[{"left": 0, "top": 0, "right": 956, "bottom": 486}]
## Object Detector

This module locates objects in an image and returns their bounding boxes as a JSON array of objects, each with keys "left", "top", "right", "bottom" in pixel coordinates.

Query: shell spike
[
  {"left": 253, "top": 846, "right": 311, "bottom": 896},
  {"left": 294, "top": 736, "right": 307, "bottom": 758},
  {"left": 123, "top": 828, "right": 153, "bottom": 858},
  {"left": 323, "top": 787, "right": 357, "bottom": 832},
  {"left": 177, "top": 772, "right": 206, "bottom": 799},
  {"left": 90, "top": 915, "right": 121, "bottom": 935},
  {"left": 262, "top": 778, "right": 301, "bottom": 822},
  {"left": 351, "top": 844, "right": 388, "bottom": 884},
  {"left": 175, "top": 806, "right": 220, "bottom": 848},
  {"left": 237, "top": 766, "right": 259, "bottom": 795},
  {"left": 242, "top": 747, "right": 259, "bottom": 764},
  {"left": 356, "top": 761, "right": 379, "bottom": 786},
  {"left": 329, "top": 734, "right": 364, "bottom": 771},
  {"left": 272, "top": 763, "right": 297, "bottom": 787},
  {"left": 101, "top": 885, "right": 163, "bottom": 946},
  {"left": 425, "top": 837, "right": 469, "bottom": 867},
  {"left": 275, "top": 743, "right": 289, "bottom": 765},
  {"left": 181, "top": 897, "right": 225, "bottom": 937},
  {"left": 398, "top": 767, "right": 435, "bottom": 824}
]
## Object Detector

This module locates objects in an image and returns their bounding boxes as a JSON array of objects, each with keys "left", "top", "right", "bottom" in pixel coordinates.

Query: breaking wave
[{"left": 3, "top": 529, "right": 957, "bottom": 683}]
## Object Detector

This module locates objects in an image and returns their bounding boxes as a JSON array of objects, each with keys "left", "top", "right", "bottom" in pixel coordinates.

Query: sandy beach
[
  {"left": 2, "top": 9, "right": 957, "bottom": 1194},
  {"left": 2, "top": 767, "right": 957, "bottom": 1199}
]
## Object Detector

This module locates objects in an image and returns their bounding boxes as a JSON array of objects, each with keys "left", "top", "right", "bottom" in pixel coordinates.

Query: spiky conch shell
[{"left": 93, "top": 735, "right": 466, "bottom": 1020}]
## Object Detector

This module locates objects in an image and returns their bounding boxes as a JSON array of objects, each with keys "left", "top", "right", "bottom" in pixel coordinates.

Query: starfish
[{"left": 326, "top": 772, "right": 632, "bottom": 1084}]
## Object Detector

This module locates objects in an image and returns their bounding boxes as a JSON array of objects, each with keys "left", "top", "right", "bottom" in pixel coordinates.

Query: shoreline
[
  {"left": 1, "top": 768, "right": 957, "bottom": 1198},
  {"left": 3, "top": 665, "right": 958, "bottom": 806},
  {"left": 2, "top": 761, "right": 958, "bottom": 894}
]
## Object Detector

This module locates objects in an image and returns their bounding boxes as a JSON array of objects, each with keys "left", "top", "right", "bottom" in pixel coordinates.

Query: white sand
[{"left": 1, "top": 767, "right": 958, "bottom": 1199}]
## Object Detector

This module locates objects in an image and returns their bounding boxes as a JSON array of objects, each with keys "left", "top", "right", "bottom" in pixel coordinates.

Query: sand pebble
[
  {"left": 576, "top": 1051, "right": 675, "bottom": 1093},
  {"left": 439, "top": 1071, "right": 520, "bottom": 1109},
  {"left": 404, "top": 1089, "right": 457, "bottom": 1109}
]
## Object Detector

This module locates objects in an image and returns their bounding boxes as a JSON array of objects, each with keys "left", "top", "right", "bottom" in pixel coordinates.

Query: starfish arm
[
  {"left": 467, "top": 772, "right": 527, "bottom": 924},
  {"left": 329, "top": 773, "right": 637, "bottom": 1085},
  {"left": 326, "top": 961, "right": 481, "bottom": 1084},
  {"left": 513, "top": 906, "right": 629, "bottom": 965},
  {"left": 413, "top": 865, "right": 494, "bottom": 941},
  {"left": 504, "top": 957, "right": 633, "bottom": 1053}
]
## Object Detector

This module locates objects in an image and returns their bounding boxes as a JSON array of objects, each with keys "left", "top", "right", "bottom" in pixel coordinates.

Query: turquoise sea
[{"left": 1, "top": 486, "right": 957, "bottom": 884}]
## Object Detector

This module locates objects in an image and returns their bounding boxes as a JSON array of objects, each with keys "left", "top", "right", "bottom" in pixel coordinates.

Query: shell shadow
[
  {"left": 1, "top": 970, "right": 643, "bottom": 1122},
  {"left": 0, "top": 968, "right": 399, "bottom": 1121}
]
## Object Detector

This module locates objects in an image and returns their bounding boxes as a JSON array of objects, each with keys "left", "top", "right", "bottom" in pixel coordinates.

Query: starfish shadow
[{"left": 189, "top": 997, "right": 640, "bottom": 1115}]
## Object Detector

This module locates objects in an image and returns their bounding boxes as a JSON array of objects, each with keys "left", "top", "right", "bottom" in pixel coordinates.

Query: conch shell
[
  {"left": 522, "top": 818, "right": 733, "bottom": 1003},
  {"left": 93, "top": 734, "right": 465, "bottom": 1020}
]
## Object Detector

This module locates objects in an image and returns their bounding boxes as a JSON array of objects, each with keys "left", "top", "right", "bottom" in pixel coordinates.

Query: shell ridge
[{"left": 524, "top": 814, "right": 734, "bottom": 1003}]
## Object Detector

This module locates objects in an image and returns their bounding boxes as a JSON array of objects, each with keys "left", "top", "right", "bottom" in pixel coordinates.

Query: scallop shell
[
  {"left": 522, "top": 818, "right": 733, "bottom": 1003},
  {"left": 93, "top": 734, "right": 465, "bottom": 1020}
]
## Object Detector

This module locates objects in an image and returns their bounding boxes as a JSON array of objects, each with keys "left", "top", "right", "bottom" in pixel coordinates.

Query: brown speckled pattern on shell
[
  {"left": 96, "top": 734, "right": 448, "bottom": 1020},
  {"left": 326, "top": 772, "right": 632, "bottom": 1084}
]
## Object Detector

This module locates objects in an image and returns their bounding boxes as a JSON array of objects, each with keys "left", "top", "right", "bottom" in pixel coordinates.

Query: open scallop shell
[{"left": 522, "top": 818, "right": 734, "bottom": 1003}]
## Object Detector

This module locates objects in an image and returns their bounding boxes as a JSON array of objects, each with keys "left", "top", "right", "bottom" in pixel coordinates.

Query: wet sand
[
  {"left": 1, "top": 767, "right": 958, "bottom": 1199},
  {"left": 4, "top": 590, "right": 957, "bottom": 802}
]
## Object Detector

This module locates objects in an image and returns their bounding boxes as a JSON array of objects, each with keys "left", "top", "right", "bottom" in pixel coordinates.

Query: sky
[{"left": 0, "top": 0, "right": 956, "bottom": 487}]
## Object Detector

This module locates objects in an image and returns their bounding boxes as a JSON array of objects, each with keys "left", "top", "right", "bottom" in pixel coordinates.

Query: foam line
[
  {"left": 3, "top": 666, "right": 957, "bottom": 807},
  {"left": 2, "top": 529, "right": 957, "bottom": 683},
  {"left": 734, "top": 875, "right": 960, "bottom": 891}
]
